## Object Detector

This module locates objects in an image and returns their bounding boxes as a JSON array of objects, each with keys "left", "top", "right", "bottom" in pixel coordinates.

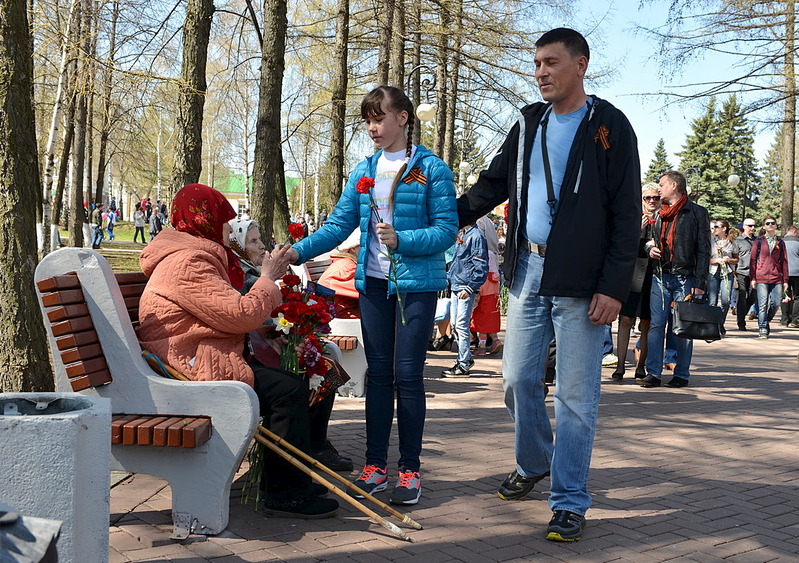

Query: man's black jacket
[
  {"left": 457, "top": 96, "right": 641, "bottom": 303},
  {"left": 650, "top": 200, "right": 711, "bottom": 290}
]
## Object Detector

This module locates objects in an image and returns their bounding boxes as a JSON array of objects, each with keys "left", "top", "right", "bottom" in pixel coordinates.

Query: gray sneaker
[{"left": 389, "top": 469, "right": 421, "bottom": 505}]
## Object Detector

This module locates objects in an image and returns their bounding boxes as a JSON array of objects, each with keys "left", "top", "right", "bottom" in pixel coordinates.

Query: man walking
[
  {"left": 733, "top": 218, "right": 758, "bottom": 330},
  {"left": 640, "top": 171, "right": 710, "bottom": 389},
  {"left": 456, "top": 28, "right": 640, "bottom": 541},
  {"left": 90, "top": 203, "right": 105, "bottom": 249},
  {"left": 780, "top": 226, "right": 799, "bottom": 328},
  {"left": 750, "top": 217, "right": 789, "bottom": 338}
]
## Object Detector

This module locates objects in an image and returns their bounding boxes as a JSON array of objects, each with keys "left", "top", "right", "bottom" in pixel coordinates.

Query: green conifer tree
[
  {"left": 757, "top": 129, "right": 784, "bottom": 222},
  {"left": 644, "top": 139, "right": 673, "bottom": 183},
  {"left": 716, "top": 95, "right": 761, "bottom": 225}
]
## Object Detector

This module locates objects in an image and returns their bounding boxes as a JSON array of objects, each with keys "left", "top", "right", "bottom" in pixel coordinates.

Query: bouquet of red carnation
[{"left": 270, "top": 274, "right": 333, "bottom": 379}]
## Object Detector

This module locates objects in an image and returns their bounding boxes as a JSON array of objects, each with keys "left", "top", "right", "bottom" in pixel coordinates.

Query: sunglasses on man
[
  {"left": 642, "top": 196, "right": 660, "bottom": 202},
  {"left": 765, "top": 221, "right": 777, "bottom": 226}
]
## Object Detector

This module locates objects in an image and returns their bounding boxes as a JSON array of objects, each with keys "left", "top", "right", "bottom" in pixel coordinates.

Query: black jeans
[
  {"left": 133, "top": 226, "right": 146, "bottom": 243},
  {"left": 779, "top": 276, "right": 799, "bottom": 325},
  {"left": 735, "top": 273, "right": 756, "bottom": 328},
  {"left": 309, "top": 392, "right": 335, "bottom": 452},
  {"left": 252, "top": 363, "right": 313, "bottom": 501}
]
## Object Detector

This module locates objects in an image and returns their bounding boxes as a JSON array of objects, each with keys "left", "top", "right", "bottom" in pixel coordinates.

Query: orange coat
[
  {"left": 137, "top": 228, "right": 282, "bottom": 387},
  {"left": 318, "top": 253, "right": 359, "bottom": 318}
]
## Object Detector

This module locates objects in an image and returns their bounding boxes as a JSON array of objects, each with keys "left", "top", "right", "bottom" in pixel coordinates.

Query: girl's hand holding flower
[{"left": 376, "top": 223, "right": 398, "bottom": 249}]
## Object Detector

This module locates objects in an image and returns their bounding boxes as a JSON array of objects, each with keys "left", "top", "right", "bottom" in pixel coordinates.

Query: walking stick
[
  {"left": 258, "top": 424, "right": 422, "bottom": 530},
  {"left": 253, "top": 433, "right": 411, "bottom": 541},
  {"left": 142, "top": 352, "right": 421, "bottom": 538}
]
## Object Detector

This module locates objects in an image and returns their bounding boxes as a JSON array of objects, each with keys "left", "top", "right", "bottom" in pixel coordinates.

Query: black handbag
[{"left": 672, "top": 296, "right": 726, "bottom": 341}]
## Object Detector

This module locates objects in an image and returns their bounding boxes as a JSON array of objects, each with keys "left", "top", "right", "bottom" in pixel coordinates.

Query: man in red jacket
[{"left": 750, "top": 216, "right": 789, "bottom": 338}]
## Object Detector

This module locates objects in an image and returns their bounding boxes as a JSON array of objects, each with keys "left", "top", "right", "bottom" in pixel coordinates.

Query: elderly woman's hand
[{"left": 260, "top": 244, "right": 293, "bottom": 281}]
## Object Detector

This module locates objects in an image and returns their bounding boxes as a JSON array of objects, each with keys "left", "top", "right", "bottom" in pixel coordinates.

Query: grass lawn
[{"left": 59, "top": 221, "right": 145, "bottom": 273}]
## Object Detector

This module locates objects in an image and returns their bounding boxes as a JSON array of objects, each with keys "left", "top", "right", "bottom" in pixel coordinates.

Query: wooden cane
[
  {"left": 142, "top": 352, "right": 421, "bottom": 535},
  {"left": 253, "top": 433, "right": 411, "bottom": 541},
  {"left": 258, "top": 424, "right": 423, "bottom": 530}
]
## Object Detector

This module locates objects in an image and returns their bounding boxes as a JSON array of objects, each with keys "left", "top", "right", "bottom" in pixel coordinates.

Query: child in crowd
[
  {"left": 442, "top": 222, "right": 488, "bottom": 377},
  {"left": 288, "top": 86, "right": 457, "bottom": 506}
]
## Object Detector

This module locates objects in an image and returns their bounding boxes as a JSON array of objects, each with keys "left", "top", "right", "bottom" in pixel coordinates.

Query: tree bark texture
[
  {"left": 388, "top": 0, "right": 404, "bottom": 88},
  {"left": 252, "top": 0, "right": 290, "bottom": 241},
  {"left": 0, "top": 0, "right": 54, "bottom": 392},
  {"left": 376, "top": 0, "right": 393, "bottom": 85},
  {"left": 409, "top": 0, "right": 421, "bottom": 146},
  {"left": 780, "top": 0, "right": 795, "bottom": 232},
  {"left": 443, "top": 0, "right": 462, "bottom": 168},
  {"left": 329, "top": 0, "right": 349, "bottom": 202},
  {"left": 94, "top": 1, "right": 118, "bottom": 209},
  {"left": 67, "top": 0, "right": 90, "bottom": 248},
  {"left": 434, "top": 5, "right": 449, "bottom": 157},
  {"left": 170, "top": 0, "right": 214, "bottom": 197}
]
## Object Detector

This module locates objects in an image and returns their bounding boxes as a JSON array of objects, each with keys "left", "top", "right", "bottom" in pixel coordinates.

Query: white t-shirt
[{"left": 365, "top": 148, "right": 413, "bottom": 278}]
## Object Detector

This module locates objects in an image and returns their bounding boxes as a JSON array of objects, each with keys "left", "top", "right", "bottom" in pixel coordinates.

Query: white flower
[
  {"left": 308, "top": 375, "right": 325, "bottom": 391},
  {"left": 272, "top": 313, "right": 294, "bottom": 334}
]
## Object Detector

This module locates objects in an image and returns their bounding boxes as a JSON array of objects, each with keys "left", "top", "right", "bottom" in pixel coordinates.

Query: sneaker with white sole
[
  {"left": 601, "top": 353, "right": 619, "bottom": 367},
  {"left": 351, "top": 465, "right": 388, "bottom": 498},
  {"left": 389, "top": 469, "right": 421, "bottom": 505}
]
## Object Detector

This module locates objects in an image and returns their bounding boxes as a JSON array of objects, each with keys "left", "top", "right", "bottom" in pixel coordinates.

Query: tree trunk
[
  {"left": 170, "top": 0, "right": 214, "bottom": 197},
  {"left": 443, "top": 0, "right": 462, "bottom": 168},
  {"left": 329, "top": 0, "right": 349, "bottom": 202},
  {"left": 376, "top": 0, "right": 393, "bottom": 85},
  {"left": 53, "top": 96, "right": 76, "bottom": 227},
  {"left": 252, "top": 0, "right": 289, "bottom": 241},
  {"left": 410, "top": 0, "right": 421, "bottom": 146},
  {"left": 41, "top": 0, "right": 79, "bottom": 256},
  {"left": 94, "top": 1, "right": 118, "bottom": 209},
  {"left": 780, "top": 0, "right": 796, "bottom": 232},
  {"left": 388, "top": 0, "right": 404, "bottom": 88},
  {"left": 434, "top": 4, "right": 449, "bottom": 157},
  {"left": 68, "top": 0, "right": 90, "bottom": 248},
  {"left": 0, "top": 0, "right": 53, "bottom": 392}
]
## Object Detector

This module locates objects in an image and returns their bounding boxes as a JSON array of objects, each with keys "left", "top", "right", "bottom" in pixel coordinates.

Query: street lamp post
[
  {"left": 458, "top": 161, "right": 472, "bottom": 195},
  {"left": 405, "top": 65, "right": 436, "bottom": 124}
]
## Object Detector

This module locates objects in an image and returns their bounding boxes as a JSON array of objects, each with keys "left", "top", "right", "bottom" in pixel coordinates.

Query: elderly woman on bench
[
  {"left": 136, "top": 184, "right": 339, "bottom": 519},
  {"left": 229, "top": 218, "right": 353, "bottom": 471}
]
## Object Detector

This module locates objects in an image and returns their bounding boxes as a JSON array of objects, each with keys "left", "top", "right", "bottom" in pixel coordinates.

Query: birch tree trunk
[
  {"left": 329, "top": 0, "right": 349, "bottom": 201},
  {"left": 780, "top": 0, "right": 796, "bottom": 231},
  {"left": 170, "top": 0, "right": 214, "bottom": 197},
  {"left": 40, "top": 0, "right": 79, "bottom": 256},
  {"left": 0, "top": 0, "right": 53, "bottom": 392},
  {"left": 252, "top": 0, "right": 289, "bottom": 240}
]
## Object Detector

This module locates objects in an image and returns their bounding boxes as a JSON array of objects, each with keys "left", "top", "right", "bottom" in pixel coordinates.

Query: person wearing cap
[{"left": 318, "top": 230, "right": 361, "bottom": 319}]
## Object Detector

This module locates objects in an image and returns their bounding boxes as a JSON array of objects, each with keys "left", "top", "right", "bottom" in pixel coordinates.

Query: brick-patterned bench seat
[{"left": 34, "top": 248, "right": 260, "bottom": 539}]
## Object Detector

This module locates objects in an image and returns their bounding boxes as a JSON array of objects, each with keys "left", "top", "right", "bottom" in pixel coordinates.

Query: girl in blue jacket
[{"left": 289, "top": 86, "right": 457, "bottom": 505}]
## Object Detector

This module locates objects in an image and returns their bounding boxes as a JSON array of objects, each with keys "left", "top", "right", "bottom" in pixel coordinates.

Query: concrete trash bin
[{"left": 0, "top": 393, "right": 111, "bottom": 563}]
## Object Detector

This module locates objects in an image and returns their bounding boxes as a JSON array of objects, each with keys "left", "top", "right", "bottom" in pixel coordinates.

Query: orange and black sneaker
[
  {"left": 351, "top": 465, "right": 388, "bottom": 498},
  {"left": 389, "top": 469, "right": 421, "bottom": 505}
]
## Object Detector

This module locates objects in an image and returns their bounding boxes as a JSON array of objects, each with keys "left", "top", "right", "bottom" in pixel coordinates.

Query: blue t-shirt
[{"left": 525, "top": 103, "right": 589, "bottom": 244}]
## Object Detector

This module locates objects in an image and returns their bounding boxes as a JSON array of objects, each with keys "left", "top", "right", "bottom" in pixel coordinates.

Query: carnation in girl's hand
[{"left": 356, "top": 176, "right": 375, "bottom": 193}]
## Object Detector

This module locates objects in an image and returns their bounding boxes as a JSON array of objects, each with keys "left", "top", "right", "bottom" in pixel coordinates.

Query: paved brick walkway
[{"left": 109, "top": 326, "right": 799, "bottom": 562}]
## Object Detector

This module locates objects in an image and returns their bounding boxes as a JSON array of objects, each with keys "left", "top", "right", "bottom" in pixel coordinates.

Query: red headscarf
[{"left": 171, "top": 183, "right": 245, "bottom": 289}]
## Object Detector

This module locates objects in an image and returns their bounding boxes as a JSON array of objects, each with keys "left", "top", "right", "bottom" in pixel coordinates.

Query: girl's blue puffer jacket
[{"left": 293, "top": 145, "right": 458, "bottom": 294}]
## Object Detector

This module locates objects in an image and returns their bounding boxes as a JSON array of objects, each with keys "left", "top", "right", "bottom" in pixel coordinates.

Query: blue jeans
[
  {"left": 92, "top": 226, "right": 104, "bottom": 247},
  {"left": 359, "top": 276, "right": 437, "bottom": 472},
  {"left": 707, "top": 269, "right": 733, "bottom": 316},
  {"left": 503, "top": 250, "right": 603, "bottom": 516},
  {"left": 646, "top": 273, "right": 693, "bottom": 380},
  {"left": 756, "top": 283, "right": 782, "bottom": 331},
  {"left": 450, "top": 291, "right": 477, "bottom": 366}
]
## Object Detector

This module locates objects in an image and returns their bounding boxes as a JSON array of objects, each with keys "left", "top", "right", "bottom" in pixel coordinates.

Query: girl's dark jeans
[{"left": 359, "top": 276, "right": 436, "bottom": 472}]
